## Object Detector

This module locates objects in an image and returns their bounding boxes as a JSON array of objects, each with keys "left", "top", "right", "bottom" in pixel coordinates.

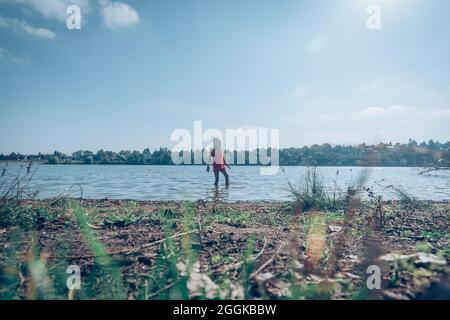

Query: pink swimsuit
[{"left": 211, "top": 148, "right": 226, "bottom": 172}]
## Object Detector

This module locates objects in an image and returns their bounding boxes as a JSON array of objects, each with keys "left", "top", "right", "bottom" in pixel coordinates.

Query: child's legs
[
  {"left": 213, "top": 169, "right": 220, "bottom": 185},
  {"left": 221, "top": 169, "right": 229, "bottom": 185}
]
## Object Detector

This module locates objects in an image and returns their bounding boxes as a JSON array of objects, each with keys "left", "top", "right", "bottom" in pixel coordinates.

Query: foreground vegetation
[{"left": 1, "top": 199, "right": 448, "bottom": 299}]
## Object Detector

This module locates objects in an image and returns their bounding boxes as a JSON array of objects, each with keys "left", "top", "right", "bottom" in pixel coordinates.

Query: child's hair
[{"left": 213, "top": 137, "right": 222, "bottom": 149}]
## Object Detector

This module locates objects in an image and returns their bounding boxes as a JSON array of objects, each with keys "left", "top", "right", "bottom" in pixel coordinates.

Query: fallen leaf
[
  {"left": 328, "top": 225, "right": 343, "bottom": 233},
  {"left": 383, "top": 290, "right": 410, "bottom": 300},
  {"left": 187, "top": 261, "right": 220, "bottom": 298},
  {"left": 308, "top": 274, "right": 326, "bottom": 282},
  {"left": 378, "top": 253, "right": 416, "bottom": 261},
  {"left": 255, "top": 272, "right": 275, "bottom": 282},
  {"left": 348, "top": 254, "right": 360, "bottom": 262},
  {"left": 344, "top": 272, "right": 361, "bottom": 279},
  {"left": 415, "top": 253, "right": 446, "bottom": 265}
]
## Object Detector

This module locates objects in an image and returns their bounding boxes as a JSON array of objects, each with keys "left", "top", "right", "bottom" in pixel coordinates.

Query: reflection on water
[
  {"left": 1, "top": 164, "right": 449, "bottom": 201},
  {"left": 209, "top": 185, "right": 230, "bottom": 202}
]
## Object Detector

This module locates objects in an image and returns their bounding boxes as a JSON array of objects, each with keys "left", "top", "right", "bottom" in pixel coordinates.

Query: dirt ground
[{"left": 0, "top": 199, "right": 449, "bottom": 300}]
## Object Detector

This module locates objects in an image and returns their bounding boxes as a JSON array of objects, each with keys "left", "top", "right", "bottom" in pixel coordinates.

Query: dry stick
[
  {"left": 86, "top": 222, "right": 103, "bottom": 230},
  {"left": 195, "top": 205, "right": 203, "bottom": 244},
  {"left": 251, "top": 236, "right": 267, "bottom": 262},
  {"left": 148, "top": 282, "right": 176, "bottom": 299},
  {"left": 220, "top": 236, "right": 268, "bottom": 274},
  {"left": 44, "top": 221, "right": 216, "bottom": 260},
  {"left": 49, "top": 183, "right": 83, "bottom": 206},
  {"left": 47, "top": 230, "right": 193, "bottom": 260},
  {"left": 250, "top": 242, "right": 285, "bottom": 278}
]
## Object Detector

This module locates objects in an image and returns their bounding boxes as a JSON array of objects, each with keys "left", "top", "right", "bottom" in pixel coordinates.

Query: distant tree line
[{"left": 1, "top": 140, "right": 449, "bottom": 167}]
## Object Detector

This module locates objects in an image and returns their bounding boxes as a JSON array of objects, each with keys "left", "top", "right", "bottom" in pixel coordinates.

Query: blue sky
[{"left": 0, "top": 0, "right": 449, "bottom": 154}]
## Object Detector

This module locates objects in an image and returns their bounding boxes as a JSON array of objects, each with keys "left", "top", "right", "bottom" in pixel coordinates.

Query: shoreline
[
  {"left": 21, "top": 197, "right": 450, "bottom": 204},
  {"left": 15, "top": 198, "right": 450, "bottom": 204},
  {"left": 0, "top": 160, "right": 441, "bottom": 168}
]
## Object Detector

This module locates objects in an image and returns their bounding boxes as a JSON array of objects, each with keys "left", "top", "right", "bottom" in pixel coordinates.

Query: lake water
[{"left": 1, "top": 164, "right": 449, "bottom": 201}]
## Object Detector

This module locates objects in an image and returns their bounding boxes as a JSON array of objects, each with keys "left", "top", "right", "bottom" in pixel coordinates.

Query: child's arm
[
  {"left": 206, "top": 156, "right": 212, "bottom": 172},
  {"left": 223, "top": 155, "right": 231, "bottom": 169},
  {"left": 206, "top": 149, "right": 214, "bottom": 172}
]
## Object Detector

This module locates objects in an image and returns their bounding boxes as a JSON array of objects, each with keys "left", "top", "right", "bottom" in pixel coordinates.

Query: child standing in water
[{"left": 206, "top": 138, "right": 230, "bottom": 186}]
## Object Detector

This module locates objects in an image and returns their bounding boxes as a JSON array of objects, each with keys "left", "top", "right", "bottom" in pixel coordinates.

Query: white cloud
[
  {"left": 100, "top": 0, "right": 139, "bottom": 30},
  {"left": 7, "top": 0, "right": 92, "bottom": 21},
  {"left": 0, "top": 0, "right": 138, "bottom": 33},
  {"left": 430, "top": 109, "right": 450, "bottom": 119},
  {"left": 359, "top": 80, "right": 378, "bottom": 94},
  {"left": 355, "top": 106, "right": 385, "bottom": 117},
  {"left": 399, "top": 120, "right": 415, "bottom": 126},
  {"left": 293, "top": 86, "right": 309, "bottom": 98},
  {"left": 0, "top": 14, "right": 55, "bottom": 39},
  {"left": 0, "top": 47, "right": 30, "bottom": 64},
  {"left": 354, "top": 105, "right": 414, "bottom": 118},
  {"left": 280, "top": 105, "right": 450, "bottom": 145},
  {"left": 307, "top": 34, "right": 326, "bottom": 55},
  {"left": 386, "top": 105, "right": 414, "bottom": 113}
]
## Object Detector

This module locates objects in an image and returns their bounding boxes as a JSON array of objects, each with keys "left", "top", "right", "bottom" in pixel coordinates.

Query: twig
[
  {"left": 195, "top": 205, "right": 203, "bottom": 244},
  {"left": 251, "top": 242, "right": 285, "bottom": 278},
  {"left": 148, "top": 282, "right": 176, "bottom": 299},
  {"left": 251, "top": 236, "right": 267, "bottom": 262},
  {"left": 49, "top": 183, "right": 83, "bottom": 206},
  {"left": 44, "top": 221, "right": 216, "bottom": 260},
  {"left": 220, "top": 237, "right": 268, "bottom": 274},
  {"left": 86, "top": 222, "right": 103, "bottom": 230}
]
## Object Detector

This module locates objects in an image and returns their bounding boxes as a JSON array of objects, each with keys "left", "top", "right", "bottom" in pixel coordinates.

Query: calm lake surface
[{"left": 2, "top": 164, "right": 449, "bottom": 201}]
